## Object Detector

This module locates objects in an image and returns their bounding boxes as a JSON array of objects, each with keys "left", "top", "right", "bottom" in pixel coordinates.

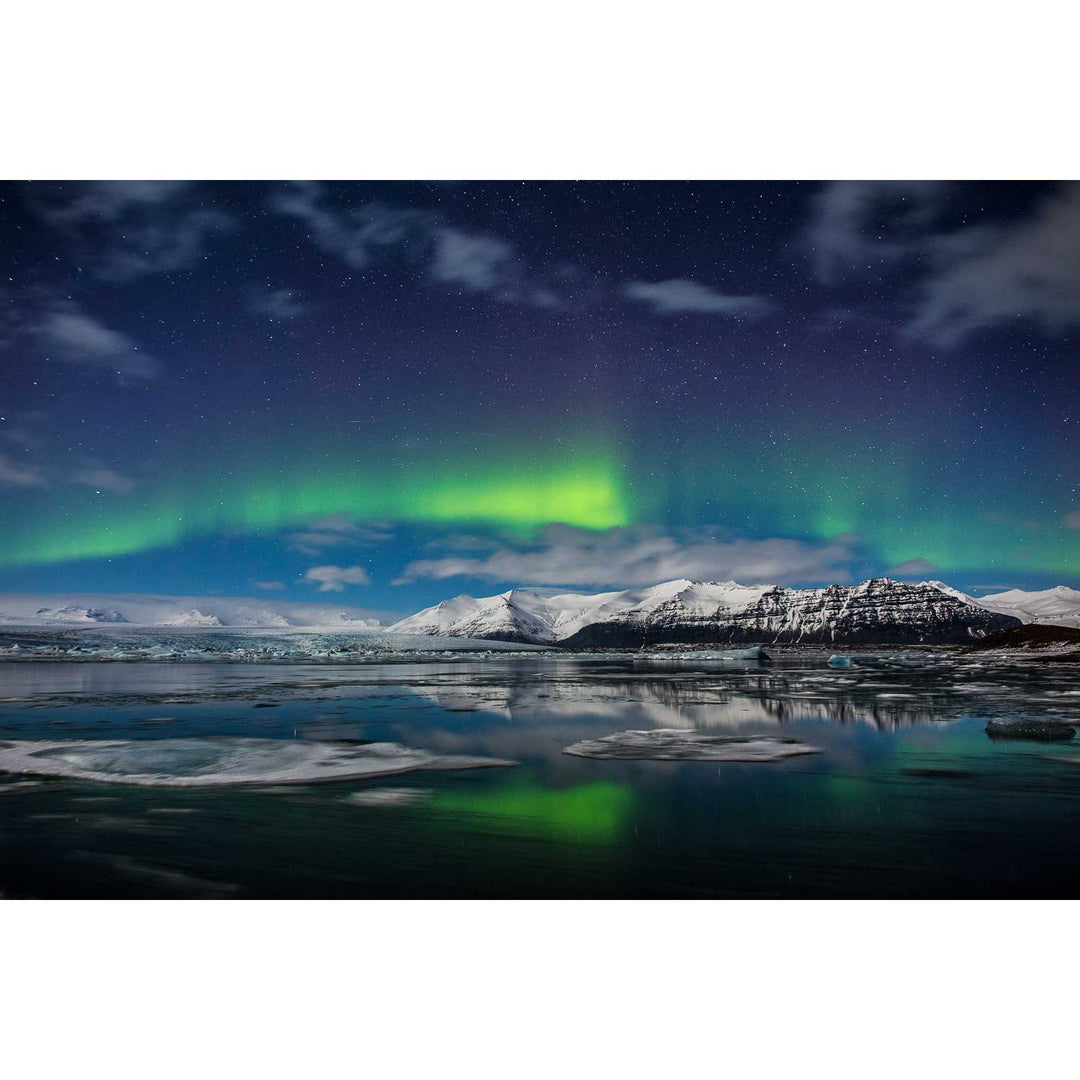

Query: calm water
[{"left": 2, "top": 652, "right": 1079, "bottom": 898}]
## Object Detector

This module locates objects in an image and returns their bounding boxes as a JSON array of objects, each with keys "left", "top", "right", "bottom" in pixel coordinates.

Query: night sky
[{"left": 1, "top": 180, "right": 1077, "bottom": 619}]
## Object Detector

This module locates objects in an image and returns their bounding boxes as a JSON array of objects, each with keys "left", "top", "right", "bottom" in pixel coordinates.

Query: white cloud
[
  {"left": 269, "top": 181, "right": 428, "bottom": 269},
  {"left": 909, "top": 182, "right": 1080, "bottom": 345},
  {"left": 430, "top": 228, "right": 520, "bottom": 294},
  {"left": 805, "top": 181, "right": 1080, "bottom": 346},
  {"left": 288, "top": 515, "right": 393, "bottom": 556},
  {"left": 0, "top": 452, "right": 47, "bottom": 488},
  {"left": 32, "top": 303, "right": 161, "bottom": 381},
  {"left": 31, "top": 181, "right": 235, "bottom": 281},
  {"left": 69, "top": 464, "right": 137, "bottom": 493},
  {"left": 303, "top": 564, "right": 373, "bottom": 591},
  {"left": 804, "top": 181, "right": 944, "bottom": 283},
  {"left": 269, "top": 185, "right": 576, "bottom": 309},
  {"left": 886, "top": 557, "right": 939, "bottom": 576},
  {"left": 395, "top": 525, "right": 857, "bottom": 588},
  {"left": 253, "top": 581, "right": 286, "bottom": 590},
  {"left": 246, "top": 287, "right": 308, "bottom": 320},
  {"left": 622, "top": 278, "right": 770, "bottom": 316}
]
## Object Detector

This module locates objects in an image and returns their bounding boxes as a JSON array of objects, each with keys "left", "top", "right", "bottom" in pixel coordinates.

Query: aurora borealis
[{"left": 2, "top": 180, "right": 1078, "bottom": 616}]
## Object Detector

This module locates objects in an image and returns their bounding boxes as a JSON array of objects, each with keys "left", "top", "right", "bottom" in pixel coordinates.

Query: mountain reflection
[{"left": 400, "top": 657, "right": 1079, "bottom": 731}]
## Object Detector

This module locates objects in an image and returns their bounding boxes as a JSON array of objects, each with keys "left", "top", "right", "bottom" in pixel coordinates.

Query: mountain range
[
  {"left": 389, "top": 578, "right": 1080, "bottom": 646},
  {"left": 3, "top": 580, "right": 1079, "bottom": 645}
]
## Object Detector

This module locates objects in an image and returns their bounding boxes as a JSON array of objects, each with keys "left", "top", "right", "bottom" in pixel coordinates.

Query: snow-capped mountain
[
  {"left": 966, "top": 586, "right": 1080, "bottom": 629},
  {"left": 29, "top": 605, "right": 129, "bottom": 624},
  {"left": 0, "top": 593, "right": 383, "bottom": 629},
  {"left": 389, "top": 578, "right": 1022, "bottom": 646}
]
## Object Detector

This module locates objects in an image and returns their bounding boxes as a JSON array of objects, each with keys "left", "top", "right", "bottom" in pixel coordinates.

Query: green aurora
[{"left": 2, "top": 434, "right": 1077, "bottom": 577}]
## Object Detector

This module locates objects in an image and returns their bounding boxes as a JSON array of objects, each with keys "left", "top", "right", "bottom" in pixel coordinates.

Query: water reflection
[
  {"left": 3, "top": 653, "right": 1080, "bottom": 897},
  {"left": 4, "top": 654, "right": 1079, "bottom": 734},
  {"left": 433, "top": 778, "right": 634, "bottom": 842}
]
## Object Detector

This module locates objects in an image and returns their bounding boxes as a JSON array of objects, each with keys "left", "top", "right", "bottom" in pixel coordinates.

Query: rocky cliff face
[{"left": 391, "top": 578, "right": 1022, "bottom": 647}]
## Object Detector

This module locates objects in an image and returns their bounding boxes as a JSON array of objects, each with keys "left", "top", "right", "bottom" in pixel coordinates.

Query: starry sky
[{"left": 1, "top": 180, "right": 1077, "bottom": 619}]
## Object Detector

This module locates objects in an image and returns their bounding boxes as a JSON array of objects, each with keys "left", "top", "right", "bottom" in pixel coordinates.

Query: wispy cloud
[
  {"left": 30, "top": 302, "right": 161, "bottom": 381},
  {"left": 886, "top": 557, "right": 939, "bottom": 576},
  {"left": 622, "top": 278, "right": 770, "bottom": 317},
  {"left": 395, "top": 524, "right": 857, "bottom": 588},
  {"left": 804, "top": 181, "right": 1080, "bottom": 346},
  {"left": 804, "top": 181, "right": 944, "bottom": 284},
  {"left": 303, "top": 564, "right": 373, "bottom": 591},
  {"left": 29, "top": 180, "right": 236, "bottom": 281},
  {"left": 0, "top": 452, "right": 48, "bottom": 488},
  {"left": 269, "top": 184, "right": 583, "bottom": 310},
  {"left": 245, "top": 286, "right": 309, "bottom": 321},
  {"left": 269, "top": 181, "right": 430, "bottom": 270},
  {"left": 909, "top": 182, "right": 1080, "bottom": 346},
  {"left": 429, "top": 228, "right": 522, "bottom": 298},
  {"left": 69, "top": 463, "right": 137, "bottom": 494},
  {"left": 288, "top": 515, "right": 393, "bottom": 557}
]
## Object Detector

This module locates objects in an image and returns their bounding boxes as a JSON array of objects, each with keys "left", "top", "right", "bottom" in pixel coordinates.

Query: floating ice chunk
[
  {"left": 345, "top": 787, "right": 433, "bottom": 807},
  {"left": 563, "top": 729, "right": 822, "bottom": 762},
  {"left": 0, "top": 737, "right": 516, "bottom": 787},
  {"left": 827, "top": 655, "right": 853, "bottom": 668},
  {"left": 635, "top": 646, "right": 771, "bottom": 663}
]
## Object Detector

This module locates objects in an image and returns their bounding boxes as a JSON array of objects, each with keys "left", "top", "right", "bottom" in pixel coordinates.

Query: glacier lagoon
[{"left": 2, "top": 634, "right": 1080, "bottom": 898}]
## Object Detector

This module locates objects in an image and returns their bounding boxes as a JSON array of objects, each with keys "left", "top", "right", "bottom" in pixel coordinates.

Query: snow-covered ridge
[
  {"left": 390, "top": 577, "right": 1030, "bottom": 646},
  {"left": 947, "top": 585, "right": 1080, "bottom": 629},
  {"left": 0, "top": 593, "right": 384, "bottom": 630}
]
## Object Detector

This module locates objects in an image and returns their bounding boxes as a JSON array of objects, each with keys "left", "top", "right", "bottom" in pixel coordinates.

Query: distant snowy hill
[
  {"left": 0, "top": 593, "right": 384, "bottom": 630},
  {"left": 390, "top": 578, "right": 1022, "bottom": 646},
  {"left": 967, "top": 586, "right": 1080, "bottom": 629}
]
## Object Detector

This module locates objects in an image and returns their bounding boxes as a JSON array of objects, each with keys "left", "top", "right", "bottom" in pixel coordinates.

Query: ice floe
[
  {"left": 563, "top": 728, "right": 823, "bottom": 761},
  {"left": 0, "top": 737, "right": 516, "bottom": 787},
  {"left": 344, "top": 787, "right": 433, "bottom": 806}
]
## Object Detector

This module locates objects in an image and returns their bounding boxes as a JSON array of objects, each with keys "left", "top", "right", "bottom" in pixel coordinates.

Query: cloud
[
  {"left": 303, "top": 564, "right": 373, "bottom": 591},
  {"left": 31, "top": 303, "right": 161, "bottom": 381},
  {"left": 394, "top": 525, "right": 857, "bottom": 588},
  {"left": 246, "top": 287, "right": 309, "bottom": 321},
  {"left": 1066, "top": 511, "right": 1080, "bottom": 529},
  {"left": 287, "top": 515, "right": 394, "bottom": 556},
  {"left": 69, "top": 464, "right": 137, "bottom": 494},
  {"left": 253, "top": 581, "right": 286, "bottom": 590},
  {"left": 269, "top": 181, "right": 430, "bottom": 270},
  {"left": 804, "top": 181, "right": 944, "bottom": 283},
  {"left": 0, "top": 452, "right": 48, "bottom": 488},
  {"left": 30, "top": 181, "right": 235, "bottom": 281},
  {"left": 805, "top": 181, "right": 1080, "bottom": 346},
  {"left": 430, "top": 228, "right": 519, "bottom": 293},
  {"left": 622, "top": 279, "right": 770, "bottom": 317},
  {"left": 909, "top": 182, "right": 1080, "bottom": 345},
  {"left": 269, "top": 184, "right": 579, "bottom": 310},
  {"left": 0, "top": 410, "right": 51, "bottom": 452},
  {"left": 886, "top": 557, "right": 939, "bottom": 576}
]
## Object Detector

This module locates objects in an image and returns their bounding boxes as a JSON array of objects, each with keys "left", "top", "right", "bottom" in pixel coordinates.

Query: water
[{"left": 1, "top": 650, "right": 1079, "bottom": 897}]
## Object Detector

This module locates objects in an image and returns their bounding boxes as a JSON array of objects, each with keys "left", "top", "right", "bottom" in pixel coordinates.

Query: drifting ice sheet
[
  {"left": 0, "top": 737, "right": 516, "bottom": 787},
  {"left": 563, "top": 729, "right": 823, "bottom": 761}
]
